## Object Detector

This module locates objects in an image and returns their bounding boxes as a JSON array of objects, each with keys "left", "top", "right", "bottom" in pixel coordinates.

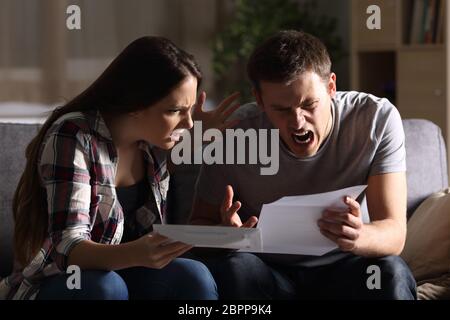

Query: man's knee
[
  {"left": 202, "top": 252, "right": 284, "bottom": 299},
  {"left": 167, "top": 258, "right": 218, "bottom": 299},
  {"left": 369, "top": 256, "right": 417, "bottom": 300}
]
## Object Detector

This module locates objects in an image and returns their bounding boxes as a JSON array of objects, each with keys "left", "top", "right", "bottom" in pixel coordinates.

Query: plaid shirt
[{"left": 0, "top": 110, "right": 169, "bottom": 300}]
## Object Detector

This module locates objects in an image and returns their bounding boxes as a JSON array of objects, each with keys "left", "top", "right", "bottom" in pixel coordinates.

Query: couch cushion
[
  {"left": 0, "top": 123, "right": 40, "bottom": 278},
  {"left": 417, "top": 273, "right": 450, "bottom": 300},
  {"left": 403, "top": 119, "right": 449, "bottom": 216},
  {"left": 400, "top": 188, "right": 450, "bottom": 282}
]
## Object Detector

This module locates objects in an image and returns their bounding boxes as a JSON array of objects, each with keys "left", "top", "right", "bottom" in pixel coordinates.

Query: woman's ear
[{"left": 128, "top": 109, "right": 142, "bottom": 119}]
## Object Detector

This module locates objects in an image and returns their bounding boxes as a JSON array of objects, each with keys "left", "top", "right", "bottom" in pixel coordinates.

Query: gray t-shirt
[{"left": 195, "top": 91, "right": 406, "bottom": 266}]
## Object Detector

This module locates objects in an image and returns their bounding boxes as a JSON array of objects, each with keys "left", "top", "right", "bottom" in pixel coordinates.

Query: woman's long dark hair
[{"left": 13, "top": 36, "right": 202, "bottom": 266}]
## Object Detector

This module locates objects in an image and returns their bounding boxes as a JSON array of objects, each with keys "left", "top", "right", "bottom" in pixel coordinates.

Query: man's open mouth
[{"left": 292, "top": 130, "right": 313, "bottom": 145}]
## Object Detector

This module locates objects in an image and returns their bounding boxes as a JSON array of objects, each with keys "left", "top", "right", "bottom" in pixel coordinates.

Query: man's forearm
[{"left": 354, "top": 219, "right": 406, "bottom": 257}]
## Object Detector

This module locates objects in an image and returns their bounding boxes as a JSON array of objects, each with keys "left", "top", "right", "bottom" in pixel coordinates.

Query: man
[{"left": 191, "top": 30, "right": 416, "bottom": 299}]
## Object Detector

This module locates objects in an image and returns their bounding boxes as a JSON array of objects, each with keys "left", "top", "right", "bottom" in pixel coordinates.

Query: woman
[{"left": 0, "top": 36, "right": 239, "bottom": 300}]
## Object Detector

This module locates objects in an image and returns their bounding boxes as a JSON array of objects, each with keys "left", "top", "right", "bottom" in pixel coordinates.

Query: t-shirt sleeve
[{"left": 370, "top": 104, "right": 406, "bottom": 176}]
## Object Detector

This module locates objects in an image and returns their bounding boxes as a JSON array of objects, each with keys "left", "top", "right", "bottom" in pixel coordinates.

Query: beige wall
[{"left": 0, "top": 0, "right": 222, "bottom": 104}]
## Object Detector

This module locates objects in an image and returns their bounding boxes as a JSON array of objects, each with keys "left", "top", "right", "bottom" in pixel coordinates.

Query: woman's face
[{"left": 132, "top": 76, "right": 197, "bottom": 149}]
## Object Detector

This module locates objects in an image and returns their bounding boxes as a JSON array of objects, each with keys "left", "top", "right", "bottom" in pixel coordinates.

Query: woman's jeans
[{"left": 36, "top": 258, "right": 218, "bottom": 300}]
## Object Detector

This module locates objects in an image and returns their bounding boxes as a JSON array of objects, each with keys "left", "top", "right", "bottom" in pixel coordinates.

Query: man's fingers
[
  {"left": 220, "top": 185, "right": 234, "bottom": 213},
  {"left": 223, "top": 201, "right": 241, "bottom": 222},
  {"left": 320, "top": 229, "right": 355, "bottom": 252},
  {"left": 320, "top": 229, "right": 339, "bottom": 244},
  {"left": 318, "top": 220, "right": 359, "bottom": 240},
  {"left": 344, "top": 196, "right": 361, "bottom": 216},
  {"left": 322, "top": 210, "right": 362, "bottom": 229},
  {"left": 242, "top": 216, "right": 258, "bottom": 228}
]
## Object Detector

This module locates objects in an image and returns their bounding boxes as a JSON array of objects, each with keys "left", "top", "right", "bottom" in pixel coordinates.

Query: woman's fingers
[
  {"left": 192, "top": 91, "right": 207, "bottom": 115},
  {"left": 151, "top": 241, "right": 192, "bottom": 259},
  {"left": 149, "top": 243, "right": 193, "bottom": 269},
  {"left": 218, "top": 119, "right": 240, "bottom": 131},
  {"left": 221, "top": 102, "right": 241, "bottom": 120},
  {"left": 161, "top": 244, "right": 193, "bottom": 261},
  {"left": 216, "top": 92, "right": 240, "bottom": 113},
  {"left": 147, "top": 233, "right": 170, "bottom": 246}
]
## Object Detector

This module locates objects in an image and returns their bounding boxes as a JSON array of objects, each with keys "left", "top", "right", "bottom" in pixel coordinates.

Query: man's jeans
[
  {"left": 36, "top": 258, "right": 218, "bottom": 300},
  {"left": 199, "top": 252, "right": 416, "bottom": 300}
]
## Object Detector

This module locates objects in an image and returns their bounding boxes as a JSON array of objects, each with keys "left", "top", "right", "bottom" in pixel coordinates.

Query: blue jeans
[
  {"left": 36, "top": 258, "right": 218, "bottom": 300},
  {"left": 199, "top": 252, "right": 416, "bottom": 300}
]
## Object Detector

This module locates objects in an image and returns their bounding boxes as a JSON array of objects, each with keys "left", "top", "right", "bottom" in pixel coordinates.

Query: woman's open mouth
[{"left": 169, "top": 129, "right": 186, "bottom": 142}]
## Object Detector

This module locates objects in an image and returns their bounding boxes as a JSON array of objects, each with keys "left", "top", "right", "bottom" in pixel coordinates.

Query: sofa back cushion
[
  {"left": 403, "top": 119, "right": 449, "bottom": 216},
  {"left": 400, "top": 188, "right": 450, "bottom": 282},
  {"left": 0, "top": 123, "right": 40, "bottom": 277}
]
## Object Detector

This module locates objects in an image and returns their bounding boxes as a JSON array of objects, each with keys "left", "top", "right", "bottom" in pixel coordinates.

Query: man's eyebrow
[{"left": 301, "top": 98, "right": 319, "bottom": 105}]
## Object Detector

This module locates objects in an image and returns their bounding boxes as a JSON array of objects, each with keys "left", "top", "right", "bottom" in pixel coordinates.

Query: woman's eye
[{"left": 168, "top": 110, "right": 180, "bottom": 114}]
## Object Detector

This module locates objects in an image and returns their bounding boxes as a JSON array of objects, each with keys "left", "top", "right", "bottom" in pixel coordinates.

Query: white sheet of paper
[
  {"left": 153, "top": 185, "right": 368, "bottom": 256},
  {"left": 253, "top": 185, "right": 368, "bottom": 256},
  {"left": 153, "top": 224, "right": 262, "bottom": 250}
]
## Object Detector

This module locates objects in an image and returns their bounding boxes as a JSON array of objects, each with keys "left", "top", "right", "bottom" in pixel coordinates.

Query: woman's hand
[
  {"left": 192, "top": 91, "right": 242, "bottom": 132},
  {"left": 133, "top": 233, "right": 193, "bottom": 269}
]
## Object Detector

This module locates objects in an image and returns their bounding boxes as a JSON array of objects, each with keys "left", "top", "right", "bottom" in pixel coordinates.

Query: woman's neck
[{"left": 102, "top": 112, "right": 138, "bottom": 150}]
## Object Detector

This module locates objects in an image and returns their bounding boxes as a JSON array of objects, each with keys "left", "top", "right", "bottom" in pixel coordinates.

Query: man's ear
[
  {"left": 252, "top": 88, "right": 265, "bottom": 111},
  {"left": 328, "top": 73, "right": 337, "bottom": 98}
]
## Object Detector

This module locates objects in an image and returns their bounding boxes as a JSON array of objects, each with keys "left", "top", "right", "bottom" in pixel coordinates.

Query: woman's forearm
[{"left": 67, "top": 240, "right": 139, "bottom": 271}]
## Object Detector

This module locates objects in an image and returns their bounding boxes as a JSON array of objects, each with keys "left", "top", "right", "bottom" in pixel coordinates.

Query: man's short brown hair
[{"left": 247, "top": 30, "right": 332, "bottom": 91}]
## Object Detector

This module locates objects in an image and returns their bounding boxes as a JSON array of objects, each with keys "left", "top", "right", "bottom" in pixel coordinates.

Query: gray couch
[{"left": 0, "top": 119, "right": 448, "bottom": 279}]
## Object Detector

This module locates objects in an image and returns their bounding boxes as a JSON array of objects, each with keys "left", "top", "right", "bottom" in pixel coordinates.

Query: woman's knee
[
  {"left": 81, "top": 270, "right": 129, "bottom": 300},
  {"left": 38, "top": 270, "right": 128, "bottom": 300}
]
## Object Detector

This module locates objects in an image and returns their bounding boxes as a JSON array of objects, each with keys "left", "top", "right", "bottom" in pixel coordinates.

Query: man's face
[{"left": 255, "top": 71, "right": 336, "bottom": 158}]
